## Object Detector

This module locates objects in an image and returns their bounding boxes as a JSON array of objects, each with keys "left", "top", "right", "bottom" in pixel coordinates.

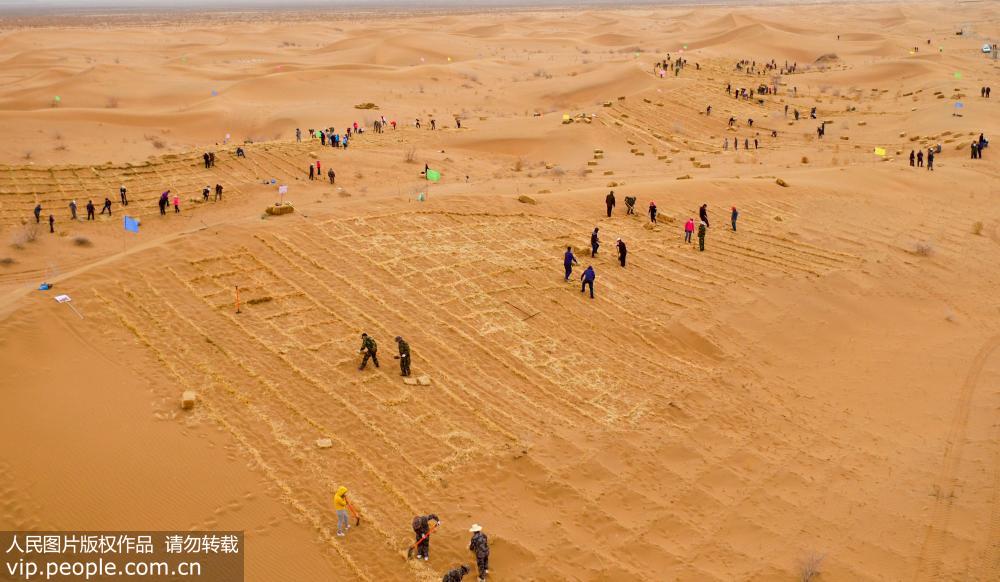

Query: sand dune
[{"left": 1, "top": 2, "right": 999, "bottom": 581}]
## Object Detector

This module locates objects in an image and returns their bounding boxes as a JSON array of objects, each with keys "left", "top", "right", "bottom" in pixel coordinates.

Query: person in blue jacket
[
  {"left": 563, "top": 246, "right": 578, "bottom": 281},
  {"left": 581, "top": 266, "right": 595, "bottom": 299}
]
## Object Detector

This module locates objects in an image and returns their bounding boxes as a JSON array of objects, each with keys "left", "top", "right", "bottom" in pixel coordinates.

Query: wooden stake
[{"left": 235, "top": 285, "right": 241, "bottom": 314}]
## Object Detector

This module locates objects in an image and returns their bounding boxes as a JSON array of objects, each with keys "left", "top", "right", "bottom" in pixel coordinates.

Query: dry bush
[
  {"left": 799, "top": 552, "right": 825, "bottom": 582},
  {"left": 971, "top": 221, "right": 983, "bottom": 235},
  {"left": 0, "top": 257, "right": 14, "bottom": 266},
  {"left": 914, "top": 241, "right": 934, "bottom": 256},
  {"left": 11, "top": 224, "right": 39, "bottom": 248},
  {"left": 106, "top": 96, "right": 119, "bottom": 108},
  {"left": 354, "top": 170, "right": 363, "bottom": 179},
  {"left": 22, "top": 151, "right": 32, "bottom": 161},
  {"left": 72, "top": 236, "right": 92, "bottom": 247},
  {"left": 514, "top": 157, "right": 525, "bottom": 172},
  {"left": 801, "top": 156, "right": 809, "bottom": 164},
  {"left": 54, "top": 143, "right": 68, "bottom": 151},
  {"left": 404, "top": 147, "right": 416, "bottom": 163},
  {"left": 549, "top": 166, "right": 565, "bottom": 177},
  {"left": 354, "top": 102, "right": 378, "bottom": 110},
  {"left": 533, "top": 68, "right": 553, "bottom": 79}
]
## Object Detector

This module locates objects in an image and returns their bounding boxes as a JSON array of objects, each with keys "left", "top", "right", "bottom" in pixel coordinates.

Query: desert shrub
[
  {"left": 73, "top": 236, "right": 93, "bottom": 247},
  {"left": 11, "top": 224, "right": 38, "bottom": 248},
  {"left": 914, "top": 241, "right": 934, "bottom": 256},
  {"left": 971, "top": 221, "right": 983, "bottom": 235},
  {"left": 404, "top": 147, "right": 416, "bottom": 163},
  {"left": 799, "top": 552, "right": 825, "bottom": 582}
]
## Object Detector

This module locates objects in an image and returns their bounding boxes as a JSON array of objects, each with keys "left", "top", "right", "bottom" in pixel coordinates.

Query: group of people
[
  {"left": 347, "top": 332, "right": 490, "bottom": 580},
  {"left": 565, "top": 195, "right": 741, "bottom": 298},
  {"left": 40, "top": 180, "right": 226, "bottom": 234},
  {"left": 908, "top": 148, "right": 937, "bottom": 170},
  {"left": 723, "top": 136, "right": 760, "bottom": 150},
  {"left": 308, "top": 159, "right": 336, "bottom": 183},
  {"left": 356, "top": 332, "right": 411, "bottom": 376},
  {"left": 970, "top": 133, "right": 989, "bottom": 159},
  {"left": 333, "top": 483, "right": 491, "bottom": 581},
  {"left": 980, "top": 86, "right": 992, "bottom": 98},
  {"left": 654, "top": 55, "right": 693, "bottom": 78},
  {"left": 735, "top": 58, "right": 797, "bottom": 76}
]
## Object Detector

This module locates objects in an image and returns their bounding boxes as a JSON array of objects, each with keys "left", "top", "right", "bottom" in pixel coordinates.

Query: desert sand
[{"left": 1, "top": 1, "right": 999, "bottom": 580}]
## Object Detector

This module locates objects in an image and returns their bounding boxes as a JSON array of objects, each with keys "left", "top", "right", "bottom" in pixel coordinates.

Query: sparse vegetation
[
  {"left": 11, "top": 224, "right": 39, "bottom": 248},
  {"left": 971, "top": 221, "right": 983, "bottom": 235},
  {"left": 106, "top": 96, "right": 119, "bottom": 108},
  {"left": 514, "top": 157, "right": 525, "bottom": 172},
  {"left": 404, "top": 147, "right": 417, "bottom": 163},
  {"left": 354, "top": 102, "right": 378, "bottom": 110},
  {"left": 914, "top": 241, "right": 934, "bottom": 256},
  {"left": 144, "top": 134, "right": 166, "bottom": 149},
  {"left": 72, "top": 236, "right": 92, "bottom": 247},
  {"left": 533, "top": 68, "right": 553, "bottom": 79},
  {"left": 0, "top": 257, "right": 15, "bottom": 266},
  {"left": 798, "top": 552, "right": 825, "bottom": 582}
]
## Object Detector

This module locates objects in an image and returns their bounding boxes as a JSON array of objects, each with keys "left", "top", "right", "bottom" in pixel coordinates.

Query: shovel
[
  {"left": 347, "top": 501, "right": 361, "bottom": 527},
  {"left": 406, "top": 523, "right": 440, "bottom": 560}
]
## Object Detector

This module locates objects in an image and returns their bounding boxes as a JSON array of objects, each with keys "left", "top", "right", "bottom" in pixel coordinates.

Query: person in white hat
[{"left": 468, "top": 524, "right": 489, "bottom": 582}]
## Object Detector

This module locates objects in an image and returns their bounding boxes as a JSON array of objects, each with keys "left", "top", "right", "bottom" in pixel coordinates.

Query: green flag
[{"left": 426, "top": 168, "right": 441, "bottom": 182}]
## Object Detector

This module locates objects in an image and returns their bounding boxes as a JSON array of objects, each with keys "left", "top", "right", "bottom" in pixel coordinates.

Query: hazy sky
[
  {"left": 0, "top": 0, "right": 550, "bottom": 6},
  {"left": 0, "top": 0, "right": 774, "bottom": 13},
  {"left": 0, "top": 0, "right": 683, "bottom": 8}
]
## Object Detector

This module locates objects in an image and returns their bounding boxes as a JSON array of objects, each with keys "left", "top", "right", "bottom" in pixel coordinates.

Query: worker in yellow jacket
[{"left": 333, "top": 486, "right": 350, "bottom": 536}]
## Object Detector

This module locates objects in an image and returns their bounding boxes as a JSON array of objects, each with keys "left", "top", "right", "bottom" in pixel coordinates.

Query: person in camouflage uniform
[
  {"left": 624, "top": 195, "right": 637, "bottom": 215},
  {"left": 468, "top": 524, "right": 490, "bottom": 582},
  {"left": 394, "top": 336, "right": 411, "bottom": 377},
  {"left": 358, "top": 333, "right": 379, "bottom": 370},
  {"left": 442, "top": 565, "right": 470, "bottom": 582},
  {"left": 413, "top": 513, "right": 440, "bottom": 560},
  {"left": 697, "top": 221, "right": 707, "bottom": 252}
]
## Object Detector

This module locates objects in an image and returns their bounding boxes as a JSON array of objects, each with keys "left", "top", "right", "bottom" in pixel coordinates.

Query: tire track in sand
[{"left": 913, "top": 334, "right": 1000, "bottom": 580}]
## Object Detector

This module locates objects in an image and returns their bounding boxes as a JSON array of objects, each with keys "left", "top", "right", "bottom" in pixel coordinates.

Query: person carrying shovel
[
  {"left": 333, "top": 486, "right": 351, "bottom": 536},
  {"left": 410, "top": 514, "right": 440, "bottom": 561},
  {"left": 332, "top": 485, "right": 361, "bottom": 536}
]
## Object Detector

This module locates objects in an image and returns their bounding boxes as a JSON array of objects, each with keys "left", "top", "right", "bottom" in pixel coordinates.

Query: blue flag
[{"left": 124, "top": 216, "right": 140, "bottom": 233}]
